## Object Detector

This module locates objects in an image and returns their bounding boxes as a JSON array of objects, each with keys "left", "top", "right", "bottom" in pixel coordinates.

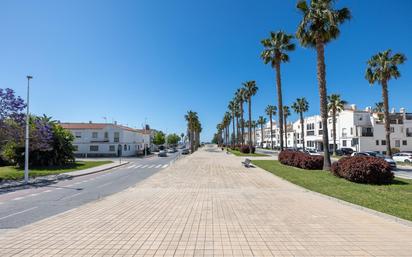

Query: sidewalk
[{"left": 0, "top": 146, "right": 411, "bottom": 256}]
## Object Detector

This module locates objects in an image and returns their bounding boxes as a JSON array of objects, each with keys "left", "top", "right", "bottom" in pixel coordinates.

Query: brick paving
[{"left": 0, "top": 145, "right": 411, "bottom": 256}]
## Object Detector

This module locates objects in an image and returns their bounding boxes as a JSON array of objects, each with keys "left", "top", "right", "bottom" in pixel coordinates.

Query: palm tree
[
  {"left": 261, "top": 31, "right": 295, "bottom": 151},
  {"left": 366, "top": 50, "right": 406, "bottom": 157},
  {"left": 373, "top": 102, "right": 385, "bottom": 122},
  {"left": 180, "top": 132, "right": 185, "bottom": 144},
  {"left": 296, "top": 0, "right": 351, "bottom": 170},
  {"left": 243, "top": 81, "right": 258, "bottom": 152},
  {"left": 291, "top": 98, "right": 309, "bottom": 150},
  {"left": 252, "top": 120, "right": 258, "bottom": 146},
  {"left": 236, "top": 88, "right": 247, "bottom": 146},
  {"left": 228, "top": 100, "right": 237, "bottom": 147},
  {"left": 327, "top": 94, "right": 347, "bottom": 156},
  {"left": 235, "top": 106, "right": 241, "bottom": 145},
  {"left": 265, "top": 105, "right": 277, "bottom": 149},
  {"left": 185, "top": 111, "right": 198, "bottom": 153},
  {"left": 257, "top": 116, "right": 267, "bottom": 148},
  {"left": 283, "top": 106, "right": 291, "bottom": 148},
  {"left": 223, "top": 112, "right": 231, "bottom": 146}
]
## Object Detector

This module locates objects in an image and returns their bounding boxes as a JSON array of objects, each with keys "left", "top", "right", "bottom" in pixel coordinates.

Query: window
[
  {"left": 395, "top": 140, "right": 400, "bottom": 147},
  {"left": 90, "top": 145, "right": 99, "bottom": 151},
  {"left": 407, "top": 128, "right": 412, "bottom": 137},
  {"left": 376, "top": 140, "right": 379, "bottom": 146},
  {"left": 114, "top": 132, "right": 120, "bottom": 142},
  {"left": 75, "top": 132, "right": 81, "bottom": 138},
  {"left": 390, "top": 127, "right": 395, "bottom": 133},
  {"left": 342, "top": 140, "right": 347, "bottom": 147},
  {"left": 318, "top": 122, "right": 322, "bottom": 129},
  {"left": 128, "top": 145, "right": 130, "bottom": 151},
  {"left": 350, "top": 127, "right": 353, "bottom": 135},
  {"left": 381, "top": 140, "right": 386, "bottom": 145},
  {"left": 124, "top": 144, "right": 127, "bottom": 151},
  {"left": 92, "top": 132, "right": 98, "bottom": 139},
  {"left": 73, "top": 145, "right": 79, "bottom": 151},
  {"left": 104, "top": 132, "right": 109, "bottom": 139},
  {"left": 109, "top": 145, "right": 115, "bottom": 151},
  {"left": 342, "top": 128, "right": 347, "bottom": 137},
  {"left": 403, "top": 140, "right": 407, "bottom": 146}
]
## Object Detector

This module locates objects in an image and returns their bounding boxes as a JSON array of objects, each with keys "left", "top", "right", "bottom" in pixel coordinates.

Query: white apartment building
[
  {"left": 256, "top": 105, "right": 412, "bottom": 154},
  {"left": 61, "top": 122, "right": 151, "bottom": 157}
]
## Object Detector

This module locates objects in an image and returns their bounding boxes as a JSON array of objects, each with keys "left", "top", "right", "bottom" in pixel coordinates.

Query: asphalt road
[{"left": 0, "top": 152, "right": 182, "bottom": 229}]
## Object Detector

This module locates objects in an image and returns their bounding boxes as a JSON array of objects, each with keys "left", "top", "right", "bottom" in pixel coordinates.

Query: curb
[
  {"left": 65, "top": 162, "right": 129, "bottom": 178},
  {"left": 252, "top": 163, "right": 412, "bottom": 228}
]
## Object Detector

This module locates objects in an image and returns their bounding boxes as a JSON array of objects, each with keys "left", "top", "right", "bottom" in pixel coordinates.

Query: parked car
[
  {"left": 304, "top": 149, "right": 322, "bottom": 156},
  {"left": 167, "top": 148, "right": 177, "bottom": 153},
  {"left": 393, "top": 152, "right": 412, "bottom": 163},
  {"left": 158, "top": 150, "right": 167, "bottom": 157},
  {"left": 351, "top": 151, "right": 397, "bottom": 170},
  {"left": 336, "top": 147, "right": 354, "bottom": 156},
  {"left": 181, "top": 148, "right": 190, "bottom": 155}
]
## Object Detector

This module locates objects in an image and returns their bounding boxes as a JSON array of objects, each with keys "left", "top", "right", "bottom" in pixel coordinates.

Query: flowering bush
[
  {"left": 331, "top": 156, "right": 394, "bottom": 184},
  {"left": 278, "top": 150, "right": 323, "bottom": 170}
]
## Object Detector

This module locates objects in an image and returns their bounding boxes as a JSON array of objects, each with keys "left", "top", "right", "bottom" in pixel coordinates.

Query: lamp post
[{"left": 24, "top": 75, "right": 33, "bottom": 184}]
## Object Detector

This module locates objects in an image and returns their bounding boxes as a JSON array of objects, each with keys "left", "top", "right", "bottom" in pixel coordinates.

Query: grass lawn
[
  {"left": 252, "top": 160, "right": 412, "bottom": 221},
  {"left": 0, "top": 161, "right": 112, "bottom": 181},
  {"left": 227, "top": 148, "right": 268, "bottom": 157},
  {"left": 397, "top": 161, "right": 412, "bottom": 166}
]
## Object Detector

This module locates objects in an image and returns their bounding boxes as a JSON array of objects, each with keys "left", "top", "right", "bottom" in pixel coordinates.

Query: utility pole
[{"left": 24, "top": 75, "right": 33, "bottom": 184}]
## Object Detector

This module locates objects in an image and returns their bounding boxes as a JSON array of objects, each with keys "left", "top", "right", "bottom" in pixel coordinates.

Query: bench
[{"left": 242, "top": 158, "right": 252, "bottom": 168}]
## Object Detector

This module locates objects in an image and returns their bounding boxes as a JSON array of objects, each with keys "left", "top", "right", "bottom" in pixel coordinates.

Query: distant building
[
  {"left": 61, "top": 122, "right": 151, "bottom": 157},
  {"left": 255, "top": 105, "right": 412, "bottom": 154}
]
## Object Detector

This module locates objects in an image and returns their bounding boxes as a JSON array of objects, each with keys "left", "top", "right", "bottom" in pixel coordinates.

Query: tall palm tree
[
  {"left": 235, "top": 105, "right": 241, "bottom": 145},
  {"left": 251, "top": 120, "right": 257, "bottom": 146},
  {"left": 282, "top": 106, "right": 291, "bottom": 148},
  {"left": 373, "top": 102, "right": 384, "bottom": 122},
  {"left": 257, "top": 116, "right": 267, "bottom": 148},
  {"left": 291, "top": 98, "right": 309, "bottom": 151},
  {"left": 327, "top": 94, "right": 347, "bottom": 156},
  {"left": 228, "top": 100, "right": 237, "bottom": 147},
  {"left": 366, "top": 50, "right": 406, "bottom": 157},
  {"left": 261, "top": 31, "right": 295, "bottom": 151},
  {"left": 296, "top": 0, "right": 351, "bottom": 170},
  {"left": 265, "top": 105, "right": 277, "bottom": 149},
  {"left": 185, "top": 111, "right": 198, "bottom": 153},
  {"left": 180, "top": 132, "right": 185, "bottom": 144},
  {"left": 223, "top": 112, "right": 231, "bottom": 146},
  {"left": 236, "top": 88, "right": 247, "bottom": 146},
  {"left": 243, "top": 81, "right": 258, "bottom": 152}
]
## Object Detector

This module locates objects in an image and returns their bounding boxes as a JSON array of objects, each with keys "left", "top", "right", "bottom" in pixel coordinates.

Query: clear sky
[{"left": 1, "top": 0, "right": 411, "bottom": 141}]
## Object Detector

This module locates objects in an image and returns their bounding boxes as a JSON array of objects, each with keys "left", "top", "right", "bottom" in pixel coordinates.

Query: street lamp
[{"left": 24, "top": 75, "right": 33, "bottom": 184}]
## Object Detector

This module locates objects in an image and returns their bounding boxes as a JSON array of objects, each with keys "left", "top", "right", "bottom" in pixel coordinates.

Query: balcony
[
  {"left": 361, "top": 132, "right": 373, "bottom": 137},
  {"left": 306, "top": 131, "right": 315, "bottom": 136}
]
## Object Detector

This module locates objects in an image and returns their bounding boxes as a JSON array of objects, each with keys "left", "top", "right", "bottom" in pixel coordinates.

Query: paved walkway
[{"left": 0, "top": 145, "right": 411, "bottom": 256}]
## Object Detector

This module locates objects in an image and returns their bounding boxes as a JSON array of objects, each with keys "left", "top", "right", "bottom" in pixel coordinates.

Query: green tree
[
  {"left": 265, "top": 105, "right": 277, "bottom": 149},
  {"left": 235, "top": 88, "right": 247, "bottom": 146},
  {"left": 366, "top": 50, "right": 406, "bottom": 157},
  {"left": 228, "top": 100, "right": 237, "bottom": 147},
  {"left": 291, "top": 98, "right": 309, "bottom": 150},
  {"left": 327, "top": 94, "right": 347, "bottom": 156},
  {"left": 243, "top": 81, "right": 258, "bottom": 152},
  {"left": 296, "top": 0, "right": 351, "bottom": 169},
  {"left": 257, "top": 116, "right": 267, "bottom": 148},
  {"left": 282, "top": 106, "right": 291, "bottom": 149},
  {"left": 373, "top": 102, "right": 384, "bottom": 122},
  {"left": 261, "top": 31, "right": 295, "bottom": 151},
  {"left": 153, "top": 131, "right": 165, "bottom": 146},
  {"left": 166, "top": 133, "right": 181, "bottom": 146}
]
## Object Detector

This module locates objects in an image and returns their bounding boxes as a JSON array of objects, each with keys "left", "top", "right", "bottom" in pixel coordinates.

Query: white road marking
[
  {"left": 162, "top": 164, "right": 168, "bottom": 168},
  {"left": 147, "top": 165, "right": 155, "bottom": 168},
  {"left": 135, "top": 165, "right": 142, "bottom": 168},
  {"left": 61, "top": 192, "right": 83, "bottom": 200},
  {"left": 0, "top": 207, "right": 38, "bottom": 220},
  {"left": 141, "top": 165, "right": 148, "bottom": 168},
  {"left": 29, "top": 193, "right": 39, "bottom": 197},
  {"left": 13, "top": 197, "right": 25, "bottom": 201},
  {"left": 44, "top": 190, "right": 52, "bottom": 193},
  {"left": 96, "top": 182, "right": 113, "bottom": 188},
  {"left": 155, "top": 164, "right": 162, "bottom": 168}
]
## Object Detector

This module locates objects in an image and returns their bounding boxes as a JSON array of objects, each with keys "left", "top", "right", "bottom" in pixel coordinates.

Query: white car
[{"left": 393, "top": 152, "right": 412, "bottom": 163}]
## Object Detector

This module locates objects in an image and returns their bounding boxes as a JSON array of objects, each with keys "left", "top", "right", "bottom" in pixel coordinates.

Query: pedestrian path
[
  {"left": 0, "top": 145, "right": 411, "bottom": 256},
  {"left": 125, "top": 163, "right": 170, "bottom": 170}
]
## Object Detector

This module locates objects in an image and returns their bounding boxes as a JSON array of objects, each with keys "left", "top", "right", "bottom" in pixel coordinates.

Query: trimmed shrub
[
  {"left": 240, "top": 145, "right": 250, "bottom": 154},
  {"left": 391, "top": 148, "right": 400, "bottom": 154},
  {"left": 278, "top": 150, "right": 323, "bottom": 170},
  {"left": 331, "top": 156, "right": 394, "bottom": 184}
]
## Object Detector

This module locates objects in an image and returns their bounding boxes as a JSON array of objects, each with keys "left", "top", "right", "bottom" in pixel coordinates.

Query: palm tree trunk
[
  {"left": 232, "top": 114, "right": 235, "bottom": 147},
  {"left": 382, "top": 80, "right": 392, "bottom": 157},
  {"left": 269, "top": 114, "right": 273, "bottom": 149},
  {"left": 241, "top": 104, "right": 245, "bottom": 146},
  {"left": 316, "top": 40, "right": 331, "bottom": 170},
  {"left": 284, "top": 115, "right": 287, "bottom": 149},
  {"left": 300, "top": 112, "right": 305, "bottom": 150},
  {"left": 236, "top": 116, "right": 239, "bottom": 146},
  {"left": 260, "top": 125, "right": 264, "bottom": 148},
  {"left": 248, "top": 97, "right": 252, "bottom": 152},
  {"left": 275, "top": 61, "right": 284, "bottom": 151},
  {"left": 332, "top": 109, "right": 337, "bottom": 156}
]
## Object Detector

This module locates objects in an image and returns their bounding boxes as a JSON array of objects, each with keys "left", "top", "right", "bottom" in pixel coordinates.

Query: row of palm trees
[
  {"left": 185, "top": 111, "right": 202, "bottom": 153},
  {"left": 216, "top": 0, "right": 406, "bottom": 170}
]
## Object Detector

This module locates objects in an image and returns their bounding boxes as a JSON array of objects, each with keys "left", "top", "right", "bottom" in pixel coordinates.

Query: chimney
[
  {"left": 391, "top": 108, "right": 396, "bottom": 113},
  {"left": 400, "top": 108, "right": 405, "bottom": 113},
  {"left": 365, "top": 106, "right": 372, "bottom": 112},
  {"left": 351, "top": 104, "right": 357, "bottom": 111}
]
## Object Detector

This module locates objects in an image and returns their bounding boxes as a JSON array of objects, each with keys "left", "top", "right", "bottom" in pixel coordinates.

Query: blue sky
[{"left": 1, "top": 0, "right": 411, "bottom": 141}]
